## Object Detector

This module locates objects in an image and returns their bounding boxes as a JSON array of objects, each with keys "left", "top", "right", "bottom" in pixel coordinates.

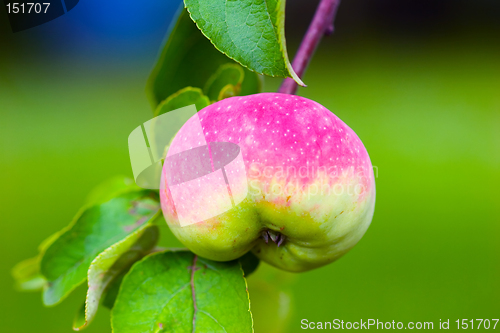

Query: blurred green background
[{"left": 1, "top": 0, "right": 499, "bottom": 332}]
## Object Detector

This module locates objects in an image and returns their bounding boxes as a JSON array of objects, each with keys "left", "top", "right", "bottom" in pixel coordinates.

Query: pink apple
[{"left": 160, "top": 93, "right": 375, "bottom": 272}]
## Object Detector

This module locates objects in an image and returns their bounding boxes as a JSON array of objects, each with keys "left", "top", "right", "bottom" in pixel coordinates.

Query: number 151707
[
  {"left": 456, "top": 319, "right": 499, "bottom": 329},
  {"left": 6, "top": 3, "right": 50, "bottom": 14}
]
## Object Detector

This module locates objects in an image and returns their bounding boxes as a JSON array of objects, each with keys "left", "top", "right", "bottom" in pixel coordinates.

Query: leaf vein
[{"left": 198, "top": 310, "right": 228, "bottom": 333}]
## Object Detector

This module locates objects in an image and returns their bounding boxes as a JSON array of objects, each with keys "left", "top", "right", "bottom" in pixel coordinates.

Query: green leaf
[
  {"left": 38, "top": 230, "right": 64, "bottom": 253},
  {"left": 149, "top": 88, "right": 210, "bottom": 164},
  {"left": 204, "top": 64, "right": 244, "bottom": 101},
  {"left": 73, "top": 225, "right": 159, "bottom": 331},
  {"left": 101, "top": 270, "right": 127, "bottom": 310},
  {"left": 101, "top": 247, "right": 188, "bottom": 310},
  {"left": 12, "top": 256, "right": 39, "bottom": 283},
  {"left": 11, "top": 257, "right": 47, "bottom": 292},
  {"left": 204, "top": 63, "right": 263, "bottom": 102},
  {"left": 39, "top": 176, "right": 139, "bottom": 259},
  {"left": 40, "top": 190, "right": 161, "bottom": 306},
  {"left": 147, "top": 7, "right": 262, "bottom": 109},
  {"left": 12, "top": 228, "right": 64, "bottom": 292},
  {"left": 154, "top": 87, "right": 210, "bottom": 117},
  {"left": 11, "top": 176, "right": 143, "bottom": 295},
  {"left": 16, "top": 275, "right": 47, "bottom": 292},
  {"left": 111, "top": 251, "right": 253, "bottom": 333},
  {"left": 73, "top": 303, "right": 86, "bottom": 331},
  {"left": 218, "top": 84, "right": 237, "bottom": 100},
  {"left": 184, "top": 0, "right": 304, "bottom": 86}
]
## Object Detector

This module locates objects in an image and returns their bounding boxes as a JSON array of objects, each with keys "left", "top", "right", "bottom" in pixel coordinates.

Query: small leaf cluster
[{"left": 13, "top": 176, "right": 259, "bottom": 332}]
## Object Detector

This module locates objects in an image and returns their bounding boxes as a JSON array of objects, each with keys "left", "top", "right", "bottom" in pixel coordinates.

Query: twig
[{"left": 278, "top": 0, "right": 341, "bottom": 95}]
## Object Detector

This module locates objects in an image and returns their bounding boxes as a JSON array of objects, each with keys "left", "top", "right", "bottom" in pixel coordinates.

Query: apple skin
[{"left": 160, "top": 93, "right": 375, "bottom": 272}]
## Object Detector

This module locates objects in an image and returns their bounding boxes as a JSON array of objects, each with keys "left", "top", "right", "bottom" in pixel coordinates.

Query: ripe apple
[{"left": 160, "top": 93, "right": 375, "bottom": 272}]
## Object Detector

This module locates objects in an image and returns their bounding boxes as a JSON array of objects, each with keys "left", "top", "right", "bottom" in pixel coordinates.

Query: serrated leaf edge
[
  {"left": 73, "top": 221, "right": 159, "bottom": 331},
  {"left": 239, "top": 261, "right": 255, "bottom": 333},
  {"left": 184, "top": 2, "right": 304, "bottom": 86},
  {"left": 41, "top": 190, "right": 159, "bottom": 307},
  {"left": 275, "top": 0, "right": 305, "bottom": 86}
]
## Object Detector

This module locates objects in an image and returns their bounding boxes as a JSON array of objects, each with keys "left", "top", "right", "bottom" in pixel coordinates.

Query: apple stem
[{"left": 278, "top": 0, "right": 341, "bottom": 95}]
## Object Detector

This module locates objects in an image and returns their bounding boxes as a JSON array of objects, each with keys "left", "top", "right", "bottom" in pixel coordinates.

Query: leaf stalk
[{"left": 278, "top": 0, "right": 341, "bottom": 95}]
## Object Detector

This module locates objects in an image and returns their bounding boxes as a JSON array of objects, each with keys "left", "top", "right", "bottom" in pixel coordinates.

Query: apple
[{"left": 160, "top": 93, "right": 375, "bottom": 272}]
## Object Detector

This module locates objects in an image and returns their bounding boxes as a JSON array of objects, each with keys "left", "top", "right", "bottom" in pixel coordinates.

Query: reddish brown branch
[{"left": 278, "top": 0, "right": 341, "bottom": 95}]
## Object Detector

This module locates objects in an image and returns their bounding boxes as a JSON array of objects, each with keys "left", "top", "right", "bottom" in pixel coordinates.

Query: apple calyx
[{"left": 261, "top": 230, "right": 286, "bottom": 247}]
